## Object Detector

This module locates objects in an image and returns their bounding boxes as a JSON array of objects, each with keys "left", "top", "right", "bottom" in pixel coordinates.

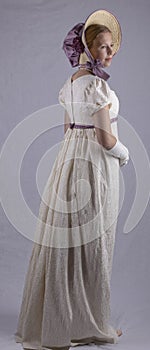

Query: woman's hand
[{"left": 105, "top": 139, "right": 129, "bottom": 166}]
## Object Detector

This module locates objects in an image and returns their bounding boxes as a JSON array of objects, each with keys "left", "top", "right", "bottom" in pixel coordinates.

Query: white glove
[
  {"left": 105, "top": 139, "right": 129, "bottom": 166},
  {"left": 119, "top": 157, "right": 129, "bottom": 167}
]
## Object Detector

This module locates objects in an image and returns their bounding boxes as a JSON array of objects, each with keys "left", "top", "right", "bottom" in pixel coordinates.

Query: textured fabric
[{"left": 14, "top": 74, "right": 120, "bottom": 349}]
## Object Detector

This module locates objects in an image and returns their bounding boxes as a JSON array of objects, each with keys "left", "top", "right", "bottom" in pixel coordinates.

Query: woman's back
[{"left": 59, "top": 74, "right": 119, "bottom": 131}]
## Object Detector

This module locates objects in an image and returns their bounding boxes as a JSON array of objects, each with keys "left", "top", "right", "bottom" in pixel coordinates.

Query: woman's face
[{"left": 89, "top": 32, "right": 114, "bottom": 67}]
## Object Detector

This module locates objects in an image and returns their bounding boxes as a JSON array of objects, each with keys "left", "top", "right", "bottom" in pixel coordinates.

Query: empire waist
[
  {"left": 69, "top": 123, "right": 94, "bottom": 129},
  {"left": 69, "top": 117, "right": 118, "bottom": 129}
]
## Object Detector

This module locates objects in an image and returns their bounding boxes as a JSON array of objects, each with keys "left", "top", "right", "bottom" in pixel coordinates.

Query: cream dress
[{"left": 14, "top": 74, "right": 120, "bottom": 349}]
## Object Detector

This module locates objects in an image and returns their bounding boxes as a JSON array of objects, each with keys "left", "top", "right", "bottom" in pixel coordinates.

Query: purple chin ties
[{"left": 62, "top": 23, "right": 110, "bottom": 81}]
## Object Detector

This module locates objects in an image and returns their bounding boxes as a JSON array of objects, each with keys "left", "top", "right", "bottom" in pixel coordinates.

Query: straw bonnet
[
  {"left": 62, "top": 9, "right": 122, "bottom": 80},
  {"left": 79, "top": 9, "right": 122, "bottom": 64}
]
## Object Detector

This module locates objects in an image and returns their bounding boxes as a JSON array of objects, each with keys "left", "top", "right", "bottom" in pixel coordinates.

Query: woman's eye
[{"left": 99, "top": 44, "right": 114, "bottom": 49}]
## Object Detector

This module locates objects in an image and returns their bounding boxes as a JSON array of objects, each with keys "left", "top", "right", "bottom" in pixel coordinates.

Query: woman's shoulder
[
  {"left": 59, "top": 72, "right": 96, "bottom": 95},
  {"left": 71, "top": 73, "right": 112, "bottom": 94},
  {"left": 59, "top": 72, "right": 112, "bottom": 101},
  {"left": 71, "top": 70, "right": 95, "bottom": 82}
]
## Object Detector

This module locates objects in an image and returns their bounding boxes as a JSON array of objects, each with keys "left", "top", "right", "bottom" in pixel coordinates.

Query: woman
[{"left": 14, "top": 9, "right": 129, "bottom": 350}]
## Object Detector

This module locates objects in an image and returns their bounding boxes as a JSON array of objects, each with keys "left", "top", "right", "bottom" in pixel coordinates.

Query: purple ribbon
[
  {"left": 69, "top": 118, "right": 118, "bottom": 129},
  {"left": 70, "top": 123, "right": 95, "bottom": 129},
  {"left": 62, "top": 23, "right": 110, "bottom": 81}
]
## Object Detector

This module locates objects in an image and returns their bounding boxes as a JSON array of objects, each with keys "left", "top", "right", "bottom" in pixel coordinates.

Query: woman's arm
[
  {"left": 92, "top": 105, "right": 117, "bottom": 149},
  {"left": 92, "top": 105, "right": 129, "bottom": 165},
  {"left": 64, "top": 110, "right": 71, "bottom": 134}
]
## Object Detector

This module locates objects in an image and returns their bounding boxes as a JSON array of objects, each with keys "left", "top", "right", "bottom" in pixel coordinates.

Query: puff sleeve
[{"left": 84, "top": 77, "right": 112, "bottom": 116}]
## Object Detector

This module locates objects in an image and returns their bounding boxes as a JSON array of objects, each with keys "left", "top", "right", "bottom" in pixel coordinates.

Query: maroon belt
[{"left": 70, "top": 123, "right": 94, "bottom": 129}]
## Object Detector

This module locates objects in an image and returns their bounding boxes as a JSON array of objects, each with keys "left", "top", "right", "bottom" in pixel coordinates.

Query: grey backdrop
[{"left": 0, "top": 0, "right": 150, "bottom": 349}]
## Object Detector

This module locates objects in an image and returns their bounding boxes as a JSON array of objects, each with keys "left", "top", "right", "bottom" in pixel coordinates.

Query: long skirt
[{"left": 14, "top": 128, "right": 119, "bottom": 349}]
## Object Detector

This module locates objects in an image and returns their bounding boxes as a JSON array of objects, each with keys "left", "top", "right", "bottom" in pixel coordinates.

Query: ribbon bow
[{"left": 62, "top": 23, "right": 110, "bottom": 81}]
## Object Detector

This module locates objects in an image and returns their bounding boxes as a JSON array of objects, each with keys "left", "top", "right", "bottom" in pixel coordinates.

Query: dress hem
[{"left": 14, "top": 333, "right": 119, "bottom": 349}]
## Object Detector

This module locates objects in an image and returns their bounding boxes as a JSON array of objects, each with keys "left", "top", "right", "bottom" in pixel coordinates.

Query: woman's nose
[{"left": 107, "top": 46, "right": 113, "bottom": 55}]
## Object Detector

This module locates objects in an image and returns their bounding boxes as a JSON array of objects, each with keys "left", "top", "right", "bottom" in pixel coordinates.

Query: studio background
[{"left": 0, "top": 1, "right": 150, "bottom": 349}]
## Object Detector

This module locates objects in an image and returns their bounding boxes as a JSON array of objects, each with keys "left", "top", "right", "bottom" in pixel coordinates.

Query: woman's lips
[{"left": 106, "top": 57, "right": 112, "bottom": 61}]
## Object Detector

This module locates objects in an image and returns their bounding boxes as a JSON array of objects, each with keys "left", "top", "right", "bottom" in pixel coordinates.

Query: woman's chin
[{"left": 104, "top": 60, "right": 112, "bottom": 67}]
